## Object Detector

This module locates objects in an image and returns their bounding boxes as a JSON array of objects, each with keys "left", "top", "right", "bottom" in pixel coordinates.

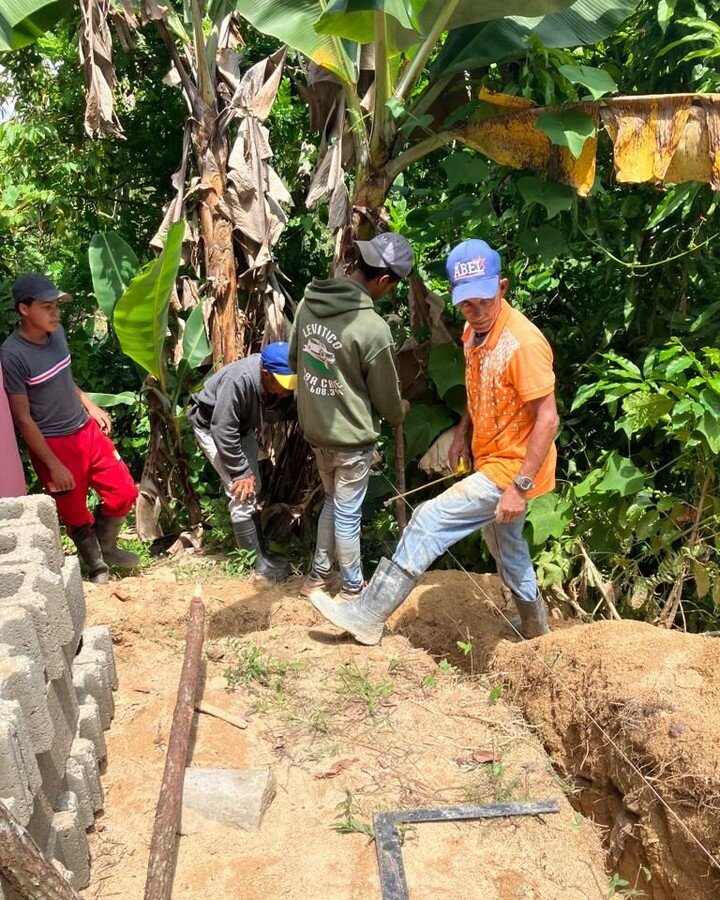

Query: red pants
[{"left": 32, "top": 419, "right": 138, "bottom": 530}]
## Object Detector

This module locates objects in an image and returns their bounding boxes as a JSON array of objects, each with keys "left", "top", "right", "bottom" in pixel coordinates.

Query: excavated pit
[{"left": 389, "top": 570, "right": 720, "bottom": 900}]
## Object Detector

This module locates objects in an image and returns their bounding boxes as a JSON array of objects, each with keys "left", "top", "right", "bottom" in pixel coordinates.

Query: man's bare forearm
[{"left": 519, "top": 395, "right": 559, "bottom": 480}]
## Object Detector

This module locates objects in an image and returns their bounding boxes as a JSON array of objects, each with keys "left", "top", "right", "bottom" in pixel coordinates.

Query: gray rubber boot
[
  {"left": 233, "top": 520, "right": 290, "bottom": 582},
  {"left": 69, "top": 525, "right": 110, "bottom": 584},
  {"left": 309, "top": 557, "right": 416, "bottom": 645},
  {"left": 509, "top": 592, "right": 550, "bottom": 639},
  {"left": 94, "top": 513, "right": 140, "bottom": 569}
]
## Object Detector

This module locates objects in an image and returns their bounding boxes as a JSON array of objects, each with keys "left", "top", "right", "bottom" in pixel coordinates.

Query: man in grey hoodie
[{"left": 289, "top": 234, "right": 413, "bottom": 601}]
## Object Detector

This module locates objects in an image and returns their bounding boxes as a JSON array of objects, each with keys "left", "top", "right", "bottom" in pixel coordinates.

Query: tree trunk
[{"left": 194, "top": 115, "right": 244, "bottom": 367}]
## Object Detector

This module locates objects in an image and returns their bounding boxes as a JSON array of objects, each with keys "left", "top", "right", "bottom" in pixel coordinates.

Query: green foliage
[
  {"left": 336, "top": 663, "right": 394, "bottom": 714},
  {"left": 402, "top": 402, "right": 453, "bottom": 460},
  {"left": 182, "top": 303, "right": 212, "bottom": 369},
  {"left": 536, "top": 110, "right": 596, "bottom": 159},
  {"left": 557, "top": 64, "right": 617, "bottom": 99},
  {"left": 0, "top": 0, "right": 71, "bottom": 51},
  {"left": 112, "top": 221, "right": 184, "bottom": 388},
  {"left": 88, "top": 233, "right": 140, "bottom": 320},
  {"left": 332, "top": 790, "right": 374, "bottom": 840}
]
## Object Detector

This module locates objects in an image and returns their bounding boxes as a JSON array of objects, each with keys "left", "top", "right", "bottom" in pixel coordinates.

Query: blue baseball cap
[
  {"left": 261, "top": 342, "right": 297, "bottom": 390},
  {"left": 446, "top": 239, "right": 502, "bottom": 305}
]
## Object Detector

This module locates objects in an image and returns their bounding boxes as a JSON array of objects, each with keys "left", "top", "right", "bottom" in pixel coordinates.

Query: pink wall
[{"left": 0, "top": 366, "right": 26, "bottom": 497}]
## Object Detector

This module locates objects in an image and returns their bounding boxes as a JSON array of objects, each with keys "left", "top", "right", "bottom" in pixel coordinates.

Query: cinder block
[
  {"left": 76, "top": 694, "right": 107, "bottom": 762},
  {"left": 0, "top": 699, "right": 41, "bottom": 827},
  {"left": 70, "top": 737, "right": 103, "bottom": 812},
  {"left": 0, "top": 650, "right": 53, "bottom": 754},
  {"left": 0, "top": 606, "right": 45, "bottom": 677},
  {"left": 77, "top": 648, "right": 116, "bottom": 708},
  {"left": 64, "top": 757, "right": 94, "bottom": 829},
  {"left": 37, "top": 664, "right": 79, "bottom": 802},
  {"left": 61, "top": 558, "right": 85, "bottom": 658},
  {"left": 47, "top": 792, "right": 90, "bottom": 890},
  {"left": 0, "top": 563, "right": 74, "bottom": 676},
  {"left": 0, "top": 522, "right": 64, "bottom": 574},
  {"left": 0, "top": 495, "right": 60, "bottom": 534},
  {"left": 73, "top": 659, "right": 113, "bottom": 730},
  {"left": 26, "top": 786, "right": 54, "bottom": 854},
  {"left": 82, "top": 625, "right": 117, "bottom": 690}
]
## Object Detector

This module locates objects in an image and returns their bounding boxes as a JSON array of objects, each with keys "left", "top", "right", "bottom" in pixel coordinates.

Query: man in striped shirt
[{"left": 1, "top": 275, "right": 138, "bottom": 582}]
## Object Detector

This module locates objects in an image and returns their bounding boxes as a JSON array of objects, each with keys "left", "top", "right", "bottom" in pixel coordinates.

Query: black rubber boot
[
  {"left": 509, "top": 592, "right": 550, "bottom": 639},
  {"left": 233, "top": 520, "right": 290, "bottom": 582},
  {"left": 69, "top": 525, "right": 110, "bottom": 584},
  {"left": 94, "top": 513, "right": 140, "bottom": 569}
]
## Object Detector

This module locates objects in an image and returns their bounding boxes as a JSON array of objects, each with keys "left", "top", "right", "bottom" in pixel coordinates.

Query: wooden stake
[
  {"left": 144, "top": 591, "right": 205, "bottom": 900},
  {"left": 195, "top": 700, "right": 248, "bottom": 730},
  {"left": 394, "top": 423, "right": 407, "bottom": 536},
  {"left": 0, "top": 800, "right": 82, "bottom": 900}
]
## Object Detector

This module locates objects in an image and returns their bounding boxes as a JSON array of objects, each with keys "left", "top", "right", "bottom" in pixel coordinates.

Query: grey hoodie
[{"left": 288, "top": 276, "right": 404, "bottom": 449}]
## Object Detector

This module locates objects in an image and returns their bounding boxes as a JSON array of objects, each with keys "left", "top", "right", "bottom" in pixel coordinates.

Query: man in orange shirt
[{"left": 309, "top": 238, "right": 559, "bottom": 645}]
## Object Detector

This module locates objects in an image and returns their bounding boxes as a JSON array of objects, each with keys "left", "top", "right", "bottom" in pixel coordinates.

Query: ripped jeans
[
  {"left": 393, "top": 471, "right": 538, "bottom": 604},
  {"left": 311, "top": 446, "right": 374, "bottom": 594}
]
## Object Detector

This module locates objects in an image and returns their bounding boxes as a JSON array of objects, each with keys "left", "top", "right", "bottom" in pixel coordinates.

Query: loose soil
[
  {"left": 80, "top": 563, "right": 720, "bottom": 899},
  {"left": 81, "top": 564, "right": 609, "bottom": 900}
]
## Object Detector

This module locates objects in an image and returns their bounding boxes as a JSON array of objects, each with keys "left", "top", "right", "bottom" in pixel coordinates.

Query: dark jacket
[{"left": 187, "top": 355, "right": 264, "bottom": 481}]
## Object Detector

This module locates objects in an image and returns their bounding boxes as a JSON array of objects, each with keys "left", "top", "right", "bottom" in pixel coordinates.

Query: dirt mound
[
  {"left": 82, "top": 566, "right": 609, "bottom": 899},
  {"left": 390, "top": 570, "right": 720, "bottom": 899}
]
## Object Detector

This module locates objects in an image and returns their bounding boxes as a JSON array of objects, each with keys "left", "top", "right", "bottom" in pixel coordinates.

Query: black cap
[
  {"left": 12, "top": 274, "right": 71, "bottom": 309},
  {"left": 355, "top": 233, "right": 414, "bottom": 279}
]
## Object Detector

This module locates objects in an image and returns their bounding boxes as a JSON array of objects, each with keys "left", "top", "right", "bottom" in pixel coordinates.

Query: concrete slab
[{"left": 180, "top": 767, "right": 275, "bottom": 833}]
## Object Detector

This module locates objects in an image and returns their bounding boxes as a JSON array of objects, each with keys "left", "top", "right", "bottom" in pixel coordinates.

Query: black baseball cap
[
  {"left": 355, "top": 233, "right": 414, "bottom": 279},
  {"left": 12, "top": 274, "right": 71, "bottom": 309}
]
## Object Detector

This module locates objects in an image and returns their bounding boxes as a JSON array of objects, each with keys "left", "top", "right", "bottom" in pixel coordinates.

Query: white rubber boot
[{"left": 309, "top": 557, "right": 416, "bottom": 645}]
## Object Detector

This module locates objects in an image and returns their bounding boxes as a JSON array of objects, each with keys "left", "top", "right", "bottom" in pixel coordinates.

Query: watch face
[{"left": 516, "top": 476, "right": 533, "bottom": 491}]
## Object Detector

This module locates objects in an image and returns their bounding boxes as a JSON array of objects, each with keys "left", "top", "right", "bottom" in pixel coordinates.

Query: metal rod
[
  {"left": 393, "top": 424, "right": 407, "bottom": 534},
  {"left": 374, "top": 800, "right": 560, "bottom": 900},
  {"left": 383, "top": 470, "right": 457, "bottom": 508},
  {"left": 144, "top": 592, "right": 205, "bottom": 900},
  {"left": 0, "top": 799, "right": 82, "bottom": 900}
]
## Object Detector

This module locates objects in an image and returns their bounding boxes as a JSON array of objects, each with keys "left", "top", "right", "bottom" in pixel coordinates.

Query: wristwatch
[{"left": 513, "top": 474, "right": 534, "bottom": 493}]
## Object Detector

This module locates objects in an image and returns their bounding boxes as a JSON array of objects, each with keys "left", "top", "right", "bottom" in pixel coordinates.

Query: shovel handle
[{"left": 394, "top": 424, "right": 407, "bottom": 535}]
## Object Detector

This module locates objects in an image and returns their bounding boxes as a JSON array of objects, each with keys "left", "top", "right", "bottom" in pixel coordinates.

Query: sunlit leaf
[
  {"left": 88, "top": 232, "right": 140, "bottom": 320},
  {"left": 558, "top": 64, "right": 618, "bottom": 100},
  {"left": 113, "top": 221, "right": 184, "bottom": 389},
  {"left": 537, "top": 110, "right": 596, "bottom": 159}
]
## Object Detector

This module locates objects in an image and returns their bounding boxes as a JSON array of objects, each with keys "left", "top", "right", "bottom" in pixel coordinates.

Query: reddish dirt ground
[{"left": 80, "top": 565, "right": 611, "bottom": 900}]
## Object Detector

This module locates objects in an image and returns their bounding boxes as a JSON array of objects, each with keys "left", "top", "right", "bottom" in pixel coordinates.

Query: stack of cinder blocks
[{"left": 0, "top": 495, "right": 117, "bottom": 891}]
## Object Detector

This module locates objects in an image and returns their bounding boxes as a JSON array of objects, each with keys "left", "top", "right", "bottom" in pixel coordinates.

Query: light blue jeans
[
  {"left": 312, "top": 446, "right": 374, "bottom": 593},
  {"left": 393, "top": 471, "right": 538, "bottom": 604},
  {"left": 193, "top": 426, "right": 261, "bottom": 525}
]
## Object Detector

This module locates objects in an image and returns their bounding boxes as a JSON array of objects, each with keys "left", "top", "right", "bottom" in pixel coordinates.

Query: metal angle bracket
[{"left": 373, "top": 799, "right": 560, "bottom": 900}]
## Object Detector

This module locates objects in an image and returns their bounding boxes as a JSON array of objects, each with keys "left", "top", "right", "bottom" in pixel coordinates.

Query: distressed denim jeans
[
  {"left": 193, "top": 426, "right": 261, "bottom": 525},
  {"left": 312, "top": 446, "right": 374, "bottom": 593},
  {"left": 393, "top": 471, "right": 538, "bottom": 604}
]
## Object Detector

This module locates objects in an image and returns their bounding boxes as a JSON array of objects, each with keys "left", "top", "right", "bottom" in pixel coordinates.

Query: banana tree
[
  {"left": 89, "top": 221, "right": 208, "bottom": 540},
  {"left": 225, "top": 0, "right": 720, "bottom": 267}
]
